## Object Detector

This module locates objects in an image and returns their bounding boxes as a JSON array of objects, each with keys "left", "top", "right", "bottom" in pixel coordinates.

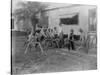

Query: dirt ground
[
  {"left": 12, "top": 36, "right": 97, "bottom": 75},
  {"left": 12, "top": 48, "right": 97, "bottom": 74}
]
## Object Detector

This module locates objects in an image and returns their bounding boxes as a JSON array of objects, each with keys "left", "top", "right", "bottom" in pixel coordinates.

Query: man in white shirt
[
  {"left": 58, "top": 23, "right": 64, "bottom": 48},
  {"left": 53, "top": 27, "right": 58, "bottom": 38},
  {"left": 58, "top": 26, "right": 63, "bottom": 35}
]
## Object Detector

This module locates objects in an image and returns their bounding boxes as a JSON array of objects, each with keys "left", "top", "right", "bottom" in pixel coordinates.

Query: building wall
[{"left": 46, "top": 5, "right": 96, "bottom": 35}]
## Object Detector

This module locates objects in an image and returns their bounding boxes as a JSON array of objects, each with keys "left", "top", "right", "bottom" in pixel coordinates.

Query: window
[
  {"left": 88, "top": 8, "right": 97, "bottom": 32},
  {"left": 60, "top": 13, "right": 79, "bottom": 25}
]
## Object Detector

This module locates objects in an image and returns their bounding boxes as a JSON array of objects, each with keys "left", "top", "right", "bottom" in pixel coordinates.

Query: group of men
[
  {"left": 25, "top": 24, "right": 85, "bottom": 54},
  {"left": 34, "top": 24, "right": 76, "bottom": 51}
]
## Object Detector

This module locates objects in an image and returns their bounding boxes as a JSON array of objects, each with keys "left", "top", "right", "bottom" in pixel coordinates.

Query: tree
[
  {"left": 13, "top": 1, "right": 48, "bottom": 54},
  {"left": 13, "top": 1, "right": 48, "bottom": 35}
]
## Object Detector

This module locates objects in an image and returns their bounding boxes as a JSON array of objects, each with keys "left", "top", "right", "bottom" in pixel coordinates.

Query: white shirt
[{"left": 57, "top": 26, "right": 63, "bottom": 36}]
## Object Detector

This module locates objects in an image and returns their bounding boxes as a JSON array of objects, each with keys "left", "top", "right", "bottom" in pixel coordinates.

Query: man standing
[
  {"left": 58, "top": 23, "right": 64, "bottom": 48},
  {"left": 68, "top": 29, "right": 75, "bottom": 51}
]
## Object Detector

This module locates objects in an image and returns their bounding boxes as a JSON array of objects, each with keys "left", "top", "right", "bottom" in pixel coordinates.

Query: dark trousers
[
  {"left": 68, "top": 40, "right": 75, "bottom": 50},
  {"left": 59, "top": 38, "right": 64, "bottom": 48}
]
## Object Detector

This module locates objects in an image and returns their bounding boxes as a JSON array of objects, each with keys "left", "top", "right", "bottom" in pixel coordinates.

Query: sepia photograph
[{"left": 11, "top": 0, "right": 97, "bottom": 74}]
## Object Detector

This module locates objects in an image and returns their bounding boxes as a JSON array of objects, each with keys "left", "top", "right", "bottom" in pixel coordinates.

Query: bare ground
[{"left": 12, "top": 36, "right": 97, "bottom": 75}]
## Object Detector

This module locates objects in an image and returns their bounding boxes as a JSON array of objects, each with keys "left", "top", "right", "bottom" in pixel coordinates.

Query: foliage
[{"left": 13, "top": 1, "right": 48, "bottom": 33}]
